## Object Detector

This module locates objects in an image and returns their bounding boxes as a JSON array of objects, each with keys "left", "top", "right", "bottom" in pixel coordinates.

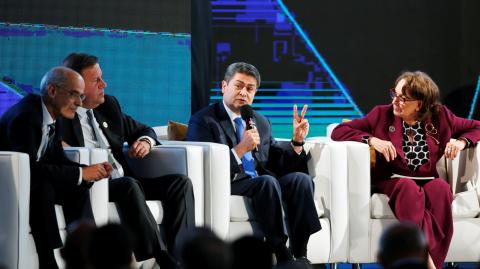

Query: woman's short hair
[{"left": 396, "top": 71, "right": 441, "bottom": 121}]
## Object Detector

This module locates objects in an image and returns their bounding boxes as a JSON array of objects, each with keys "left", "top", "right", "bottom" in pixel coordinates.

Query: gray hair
[
  {"left": 224, "top": 62, "right": 261, "bottom": 87},
  {"left": 40, "top": 66, "right": 75, "bottom": 96}
]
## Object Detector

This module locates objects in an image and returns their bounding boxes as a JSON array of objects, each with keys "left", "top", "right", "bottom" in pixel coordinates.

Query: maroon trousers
[{"left": 376, "top": 178, "right": 454, "bottom": 269}]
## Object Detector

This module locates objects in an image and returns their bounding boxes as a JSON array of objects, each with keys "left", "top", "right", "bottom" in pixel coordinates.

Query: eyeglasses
[
  {"left": 66, "top": 89, "right": 86, "bottom": 101},
  {"left": 389, "top": 88, "right": 417, "bottom": 104}
]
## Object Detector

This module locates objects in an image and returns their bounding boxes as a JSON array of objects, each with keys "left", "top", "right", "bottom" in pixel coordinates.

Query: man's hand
[
  {"left": 369, "top": 137, "right": 397, "bottom": 162},
  {"left": 128, "top": 139, "right": 151, "bottom": 158},
  {"left": 444, "top": 139, "right": 466, "bottom": 160},
  {"left": 82, "top": 162, "right": 112, "bottom": 182},
  {"left": 234, "top": 128, "right": 260, "bottom": 158},
  {"left": 292, "top": 104, "right": 309, "bottom": 143}
]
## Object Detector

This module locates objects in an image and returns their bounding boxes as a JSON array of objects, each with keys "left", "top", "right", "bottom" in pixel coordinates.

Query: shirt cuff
[
  {"left": 78, "top": 167, "right": 83, "bottom": 185},
  {"left": 231, "top": 148, "right": 242, "bottom": 165},
  {"left": 138, "top": 136, "right": 156, "bottom": 147}
]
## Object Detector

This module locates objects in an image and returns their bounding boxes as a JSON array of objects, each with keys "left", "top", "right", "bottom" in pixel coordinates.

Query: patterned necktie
[
  {"left": 43, "top": 123, "right": 56, "bottom": 156},
  {"left": 233, "top": 117, "right": 257, "bottom": 178},
  {"left": 47, "top": 123, "right": 55, "bottom": 142},
  {"left": 86, "top": 109, "right": 124, "bottom": 178}
]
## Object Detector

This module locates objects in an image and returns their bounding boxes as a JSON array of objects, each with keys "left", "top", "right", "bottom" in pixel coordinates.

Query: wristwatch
[{"left": 291, "top": 139, "right": 305, "bottom": 147}]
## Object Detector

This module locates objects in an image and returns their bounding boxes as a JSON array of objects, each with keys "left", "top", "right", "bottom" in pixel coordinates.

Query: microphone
[
  {"left": 240, "top": 105, "right": 258, "bottom": 151},
  {"left": 240, "top": 105, "right": 255, "bottom": 130}
]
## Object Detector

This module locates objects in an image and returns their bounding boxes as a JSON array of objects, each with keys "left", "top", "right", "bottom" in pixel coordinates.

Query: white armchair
[
  {"left": 0, "top": 151, "right": 29, "bottom": 269},
  {"left": 120, "top": 145, "right": 205, "bottom": 227},
  {"left": 158, "top": 127, "right": 349, "bottom": 264},
  {"left": 155, "top": 141, "right": 231, "bottom": 237},
  {"left": 224, "top": 139, "right": 349, "bottom": 264},
  {"left": 343, "top": 141, "right": 480, "bottom": 264},
  {"left": 2, "top": 148, "right": 108, "bottom": 269}
]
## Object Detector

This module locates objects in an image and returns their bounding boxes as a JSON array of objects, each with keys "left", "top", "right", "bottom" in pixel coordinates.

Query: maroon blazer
[{"left": 331, "top": 104, "right": 480, "bottom": 184}]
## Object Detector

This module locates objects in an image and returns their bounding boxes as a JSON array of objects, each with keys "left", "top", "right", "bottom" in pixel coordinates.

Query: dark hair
[
  {"left": 89, "top": 224, "right": 133, "bottom": 269},
  {"left": 61, "top": 220, "right": 96, "bottom": 269},
  {"left": 232, "top": 236, "right": 272, "bottom": 269},
  {"left": 395, "top": 71, "right": 441, "bottom": 121},
  {"left": 378, "top": 222, "right": 428, "bottom": 268},
  {"left": 63, "top": 53, "right": 99, "bottom": 74},
  {"left": 179, "top": 227, "right": 232, "bottom": 269},
  {"left": 224, "top": 62, "right": 261, "bottom": 87}
]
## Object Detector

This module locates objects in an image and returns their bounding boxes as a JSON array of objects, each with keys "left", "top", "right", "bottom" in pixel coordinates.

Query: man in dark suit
[
  {"left": 60, "top": 53, "right": 195, "bottom": 267},
  {"left": 187, "top": 62, "right": 321, "bottom": 263},
  {"left": 0, "top": 67, "right": 111, "bottom": 269}
]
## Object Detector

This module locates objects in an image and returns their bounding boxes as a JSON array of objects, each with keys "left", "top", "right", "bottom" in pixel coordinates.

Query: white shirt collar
[
  {"left": 76, "top": 106, "right": 88, "bottom": 119},
  {"left": 40, "top": 98, "right": 55, "bottom": 126},
  {"left": 222, "top": 100, "right": 241, "bottom": 122}
]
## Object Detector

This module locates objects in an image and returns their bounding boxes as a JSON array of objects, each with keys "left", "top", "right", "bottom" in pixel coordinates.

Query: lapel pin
[
  {"left": 103, "top": 122, "right": 108, "bottom": 128},
  {"left": 389, "top": 125, "right": 395, "bottom": 132}
]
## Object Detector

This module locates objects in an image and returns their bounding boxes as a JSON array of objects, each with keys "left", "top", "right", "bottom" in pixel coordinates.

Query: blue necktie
[{"left": 233, "top": 117, "right": 257, "bottom": 178}]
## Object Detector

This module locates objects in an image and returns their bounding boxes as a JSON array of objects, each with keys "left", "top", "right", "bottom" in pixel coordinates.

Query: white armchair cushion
[
  {"left": 370, "top": 194, "right": 395, "bottom": 219},
  {"left": 452, "top": 190, "right": 480, "bottom": 218},
  {"left": 230, "top": 196, "right": 254, "bottom": 222},
  {"left": 146, "top": 200, "right": 165, "bottom": 224},
  {"left": 108, "top": 200, "right": 165, "bottom": 225}
]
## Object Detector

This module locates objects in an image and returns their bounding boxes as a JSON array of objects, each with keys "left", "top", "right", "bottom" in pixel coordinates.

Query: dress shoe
[
  {"left": 155, "top": 250, "right": 178, "bottom": 269},
  {"left": 274, "top": 245, "right": 294, "bottom": 264},
  {"left": 296, "top": 256, "right": 312, "bottom": 265}
]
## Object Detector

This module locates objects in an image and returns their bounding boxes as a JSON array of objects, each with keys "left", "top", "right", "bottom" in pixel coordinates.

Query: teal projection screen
[{"left": 0, "top": 22, "right": 191, "bottom": 126}]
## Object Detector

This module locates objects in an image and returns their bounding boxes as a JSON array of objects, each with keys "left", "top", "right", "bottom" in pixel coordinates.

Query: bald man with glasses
[{"left": 0, "top": 67, "right": 111, "bottom": 269}]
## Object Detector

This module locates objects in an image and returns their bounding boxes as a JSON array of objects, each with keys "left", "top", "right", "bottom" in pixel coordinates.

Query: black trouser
[
  {"left": 231, "top": 172, "right": 321, "bottom": 257},
  {"left": 109, "top": 177, "right": 165, "bottom": 261},
  {"left": 30, "top": 179, "right": 94, "bottom": 269},
  {"left": 137, "top": 174, "right": 196, "bottom": 251}
]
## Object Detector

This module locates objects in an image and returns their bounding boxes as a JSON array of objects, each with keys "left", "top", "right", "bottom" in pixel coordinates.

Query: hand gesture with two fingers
[{"left": 293, "top": 104, "right": 309, "bottom": 142}]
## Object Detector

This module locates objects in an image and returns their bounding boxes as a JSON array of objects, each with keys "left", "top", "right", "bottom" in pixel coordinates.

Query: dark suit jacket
[
  {"left": 0, "top": 94, "right": 82, "bottom": 190},
  {"left": 60, "top": 95, "right": 158, "bottom": 177},
  {"left": 331, "top": 104, "right": 480, "bottom": 184},
  {"left": 187, "top": 102, "right": 308, "bottom": 181}
]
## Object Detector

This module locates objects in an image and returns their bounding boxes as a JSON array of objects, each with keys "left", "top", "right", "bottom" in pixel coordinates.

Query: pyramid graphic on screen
[{"left": 211, "top": 0, "right": 363, "bottom": 137}]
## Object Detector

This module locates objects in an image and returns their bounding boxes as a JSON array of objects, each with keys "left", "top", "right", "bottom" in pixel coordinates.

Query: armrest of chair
[
  {"left": 160, "top": 140, "right": 231, "bottom": 239},
  {"left": 87, "top": 148, "right": 109, "bottom": 226},
  {"left": 342, "top": 141, "right": 371, "bottom": 262},
  {"left": 0, "top": 151, "right": 30, "bottom": 269},
  {"left": 444, "top": 143, "right": 480, "bottom": 199},
  {"left": 123, "top": 145, "right": 205, "bottom": 226},
  {"left": 64, "top": 147, "right": 109, "bottom": 226},
  {"left": 304, "top": 140, "right": 349, "bottom": 261}
]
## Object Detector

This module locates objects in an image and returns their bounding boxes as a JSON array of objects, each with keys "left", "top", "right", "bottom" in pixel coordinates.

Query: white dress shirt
[{"left": 40, "top": 99, "right": 83, "bottom": 184}]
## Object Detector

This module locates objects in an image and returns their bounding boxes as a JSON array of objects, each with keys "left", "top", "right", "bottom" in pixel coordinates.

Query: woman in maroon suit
[{"left": 332, "top": 71, "right": 480, "bottom": 269}]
